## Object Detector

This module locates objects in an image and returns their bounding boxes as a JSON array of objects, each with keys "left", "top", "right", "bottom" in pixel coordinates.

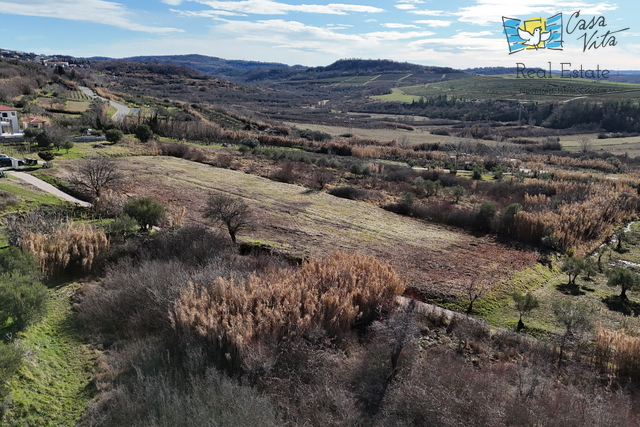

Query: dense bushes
[
  {"left": 78, "top": 367, "right": 278, "bottom": 427},
  {"left": 0, "top": 248, "right": 48, "bottom": 414},
  {"left": 329, "top": 186, "right": 371, "bottom": 200},
  {"left": 152, "top": 140, "right": 208, "bottom": 162},
  {"left": 74, "top": 224, "right": 640, "bottom": 426},
  {"left": 0, "top": 248, "right": 47, "bottom": 333}
]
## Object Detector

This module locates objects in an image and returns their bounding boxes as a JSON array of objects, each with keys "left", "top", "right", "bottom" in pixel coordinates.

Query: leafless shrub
[
  {"left": 213, "top": 153, "right": 233, "bottom": 168},
  {"left": 77, "top": 260, "right": 191, "bottom": 344},
  {"left": 204, "top": 194, "right": 252, "bottom": 243},
  {"left": 312, "top": 167, "right": 333, "bottom": 190},
  {"left": 79, "top": 366, "right": 277, "bottom": 427},
  {"left": 578, "top": 135, "right": 593, "bottom": 153},
  {"left": 271, "top": 160, "right": 296, "bottom": 183},
  {"left": 72, "top": 157, "right": 123, "bottom": 201}
]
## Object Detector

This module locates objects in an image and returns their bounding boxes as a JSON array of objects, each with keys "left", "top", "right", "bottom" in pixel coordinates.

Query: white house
[{"left": 0, "top": 106, "right": 24, "bottom": 138}]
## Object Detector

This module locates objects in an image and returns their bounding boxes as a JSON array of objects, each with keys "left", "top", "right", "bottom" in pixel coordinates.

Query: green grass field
[
  {"left": 482, "top": 228, "right": 640, "bottom": 336},
  {"left": 0, "top": 179, "right": 68, "bottom": 208},
  {"left": 374, "top": 75, "right": 640, "bottom": 103}
]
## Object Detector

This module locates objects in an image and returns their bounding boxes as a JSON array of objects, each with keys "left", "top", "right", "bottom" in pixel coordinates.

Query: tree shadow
[
  {"left": 556, "top": 282, "right": 585, "bottom": 296},
  {"left": 602, "top": 295, "right": 640, "bottom": 316}
]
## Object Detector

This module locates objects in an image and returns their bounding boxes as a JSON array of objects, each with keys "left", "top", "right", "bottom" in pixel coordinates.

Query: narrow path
[
  {"left": 78, "top": 86, "right": 130, "bottom": 122},
  {"left": 7, "top": 171, "right": 92, "bottom": 207}
]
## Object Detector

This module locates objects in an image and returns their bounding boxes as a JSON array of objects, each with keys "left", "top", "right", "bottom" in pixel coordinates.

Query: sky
[{"left": 0, "top": 0, "right": 639, "bottom": 70}]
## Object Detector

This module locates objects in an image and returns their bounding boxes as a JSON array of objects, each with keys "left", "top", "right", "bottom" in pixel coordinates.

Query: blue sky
[{"left": 0, "top": 0, "right": 638, "bottom": 69}]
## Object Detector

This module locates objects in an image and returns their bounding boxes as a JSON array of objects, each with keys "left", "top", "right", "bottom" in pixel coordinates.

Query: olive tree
[
  {"left": 607, "top": 266, "right": 640, "bottom": 300},
  {"left": 123, "top": 198, "right": 165, "bottom": 231},
  {"left": 553, "top": 300, "right": 593, "bottom": 366},
  {"left": 105, "top": 129, "right": 124, "bottom": 144},
  {"left": 561, "top": 256, "right": 584, "bottom": 286},
  {"left": 512, "top": 291, "right": 539, "bottom": 331},
  {"left": 134, "top": 124, "right": 153, "bottom": 143}
]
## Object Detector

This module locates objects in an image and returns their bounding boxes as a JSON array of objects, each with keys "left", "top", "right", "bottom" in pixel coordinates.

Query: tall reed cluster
[
  {"left": 595, "top": 327, "right": 640, "bottom": 382},
  {"left": 513, "top": 183, "right": 637, "bottom": 253},
  {"left": 20, "top": 222, "right": 108, "bottom": 276},
  {"left": 171, "top": 252, "right": 405, "bottom": 367}
]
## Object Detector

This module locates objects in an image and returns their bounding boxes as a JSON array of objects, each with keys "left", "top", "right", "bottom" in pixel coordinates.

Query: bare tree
[
  {"left": 73, "top": 157, "right": 123, "bottom": 200},
  {"left": 312, "top": 167, "right": 333, "bottom": 190},
  {"left": 464, "top": 280, "right": 486, "bottom": 314},
  {"left": 204, "top": 194, "right": 252, "bottom": 243},
  {"left": 578, "top": 135, "right": 592, "bottom": 153}
]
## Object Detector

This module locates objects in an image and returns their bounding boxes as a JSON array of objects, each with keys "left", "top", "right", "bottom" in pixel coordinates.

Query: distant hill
[
  {"left": 465, "top": 67, "right": 517, "bottom": 75},
  {"left": 309, "top": 58, "right": 460, "bottom": 75},
  {"left": 241, "top": 58, "right": 469, "bottom": 84},
  {"left": 122, "top": 54, "right": 305, "bottom": 79},
  {"left": 118, "top": 56, "right": 468, "bottom": 84}
]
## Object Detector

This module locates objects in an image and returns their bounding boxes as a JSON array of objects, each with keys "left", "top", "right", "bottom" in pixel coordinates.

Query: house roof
[
  {"left": 23, "top": 118, "right": 44, "bottom": 123},
  {"left": 0, "top": 105, "right": 16, "bottom": 111}
]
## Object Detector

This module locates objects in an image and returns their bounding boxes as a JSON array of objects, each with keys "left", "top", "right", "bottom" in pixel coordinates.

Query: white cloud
[
  {"left": 365, "top": 30, "right": 436, "bottom": 41},
  {"left": 409, "top": 9, "right": 447, "bottom": 16},
  {"left": 382, "top": 23, "right": 420, "bottom": 29},
  {"left": 162, "top": 0, "right": 184, "bottom": 5},
  {"left": 0, "top": 0, "right": 182, "bottom": 33},
  {"left": 189, "top": 0, "right": 384, "bottom": 15},
  {"left": 455, "top": 0, "right": 618, "bottom": 26},
  {"left": 413, "top": 20, "right": 452, "bottom": 27},
  {"left": 327, "top": 23, "right": 353, "bottom": 29},
  {"left": 209, "top": 18, "right": 434, "bottom": 57},
  {"left": 396, "top": 4, "right": 416, "bottom": 10},
  {"left": 172, "top": 8, "right": 243, "bottom": 17},
  {"left": 409, "top": 31, "right": 504, "bottom": 52}
]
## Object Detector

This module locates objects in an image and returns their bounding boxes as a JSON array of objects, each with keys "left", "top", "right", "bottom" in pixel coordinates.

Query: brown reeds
[
  {"left": 171, "top": 252, "right": 405, "bottom": 366},
  {"left": 595, "top": 327, "right": 640, "bottom": 382},
  {"left": 20, "top": 222, "right": 109, "bottom": 276}
]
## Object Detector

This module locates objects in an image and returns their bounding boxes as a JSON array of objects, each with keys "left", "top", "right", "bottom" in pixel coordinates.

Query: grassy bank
[{"left": 3, "top": 284, "right": 97, "bottom": 426}]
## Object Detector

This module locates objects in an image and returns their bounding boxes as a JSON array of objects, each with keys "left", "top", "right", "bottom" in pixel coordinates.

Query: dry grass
[
  {"left": 283, "top": 121, "right": 459, "bottom": 146},
  {"left": 47, "top": 155, "right": 537, "bottom": 296}
]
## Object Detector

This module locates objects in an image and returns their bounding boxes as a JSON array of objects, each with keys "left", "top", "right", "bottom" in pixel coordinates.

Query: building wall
[{"left": 0, "top": 110, "right": 22, "bottom": 135}]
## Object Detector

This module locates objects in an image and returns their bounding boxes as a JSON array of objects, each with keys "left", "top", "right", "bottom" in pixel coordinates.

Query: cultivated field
[
  {"left": 284, "top": 121, "right": 459, "bottom": 146},
  {"left": 374, "top": 75, "right": 640, "bottom": 102},
  {"left": 560, "top": 134, "right": 640, "bottom": 156}
]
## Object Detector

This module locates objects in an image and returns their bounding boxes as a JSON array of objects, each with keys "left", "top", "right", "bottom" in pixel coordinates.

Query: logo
[{"left": 502, "top": 14, "right": 563, "bottom": 54}]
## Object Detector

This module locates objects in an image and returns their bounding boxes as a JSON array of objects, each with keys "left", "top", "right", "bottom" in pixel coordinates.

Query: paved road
[
  {"left": 79, "top": 86, "right": 130, "bottom": 122},
  {"left": 7, "top": 171, "right": 92, "bottom": 207}
]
